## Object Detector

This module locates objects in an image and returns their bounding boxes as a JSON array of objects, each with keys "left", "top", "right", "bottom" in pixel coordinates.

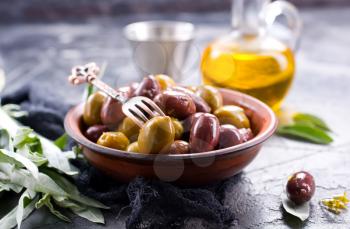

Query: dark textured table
[{"left": 1, "top": 7, "right": 350, "bottom": 229}]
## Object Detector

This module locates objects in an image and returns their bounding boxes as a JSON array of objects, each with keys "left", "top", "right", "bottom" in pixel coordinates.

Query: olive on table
[
  {"left": 118, "top": 117, "right": 140, "bottom": 142},
  {"left": 134, "top": 75, "right": 161, "bottom": 99},
  {"left": 168, "top": 140, "right": 190, "bottom": 154},
  {"left": 127, "top": 142, "right": 140, "bottom": 153},
  {"left": 97, "top": 132, "right": 130, "bottom": 150},
  {"left": 155, "top": 74, "right": 176, "bottom": 90},
  {"left": 154, "top": 90, "right": 196, "bottom": 119},
  {"left": 195, "top": 85, "right": 223, "bottom": 111},
  {"left": 170, "top": 86, "right": 211, "bottom": 113},
  {"left": 190, "top": 113, "right": 220, "bottom": 153},
  {"left": 171, "top": 118, "right": 184, "bottom": 140},
  {"left": 85, "top": 125, "right": 109, "bottom": 142},
  {"left": 218, "top": 124, "right": 243, "bottom": 149},
  {"left": 83, "top": 91, "right": 106, "bottom": 126},
  {"left": 138, "top": 116, "right": 175, "bottom": 154},
  {"left": 286, "top": 171, "right": 316, "bottom": 205},
  {"left": 214, "top": 105, "right": 250, "bottom": 128},
  {"left": 100, "top": 97, "right": 125, "bottom": 129}
]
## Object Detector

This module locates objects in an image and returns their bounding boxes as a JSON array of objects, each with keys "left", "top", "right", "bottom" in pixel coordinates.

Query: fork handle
[{"left": 89, "top": 77, "right": 127, "bottom": 104}]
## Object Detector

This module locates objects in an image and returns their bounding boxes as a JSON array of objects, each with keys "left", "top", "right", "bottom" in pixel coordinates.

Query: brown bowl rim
[{"left": 64, "top": 88, "right": 277, "bottom": 162}]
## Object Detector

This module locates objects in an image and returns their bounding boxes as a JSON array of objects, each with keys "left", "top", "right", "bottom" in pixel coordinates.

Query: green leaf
[
  {"left": 40, "top": 137, "right": 78, "bottom": 175},
  {"left": 0, "top": 108, "right": 22, "bottom": 136},
  {"left": 1, "top": 104, "right": 28, "bottom": 119},
  {"left": 0, "top": 192, "right": 39, "bottom": 229},
  {"left": 0, "top": 180, "right": 23, "bottom": 193},
  {"left": 0, "top": 149, "right": 39, "bottom": 179},
  {"left": 16, "top": 146, "right": 47, "bottom": 167},
  {"left": 281, "top": 193, "right": 310, "bottom": 221},
  {"left": 277, "top": 124, "right": 333, "bottom": 145},
  {"left": 41, "top": 168, "right": 108, "bottom": 209},
  {"left": 13, "top": 128, "right": 43, "bottom": 155},
  {"left": 5, "top": 168, "right": 67, "bottom": 197},
  {"left": 293, "top": 113, "right": 330, "bottom": 131},
  {"left": 0, "top": 111, "right": 77, "bottom": 175},
  {"left": 54, "top": 133, "right": 69, "bottom": 150},
  {"left": 0, "top": 128, "right": 13, "bottom": 151},
  {"left": 16, "top": 189, "right": 37, "bottom": 229},
  {"left": 35, "top": 193, "right": 70, "bottom": 222},
  {"left": 53, "top": 197, "right": 104, "bottom": 224}
]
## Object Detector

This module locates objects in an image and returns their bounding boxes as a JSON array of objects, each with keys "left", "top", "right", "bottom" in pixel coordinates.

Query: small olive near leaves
[
  {"left": 282, "top": 171, "right": 315, "bottom": 221},
  {"left": 286, "top": 171, "right": 315, "bottom": 205}
]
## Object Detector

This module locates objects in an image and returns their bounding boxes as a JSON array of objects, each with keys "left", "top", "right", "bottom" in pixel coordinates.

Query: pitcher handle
[{"left": 261, "top": 0, "right": 302, "bottom": 51}]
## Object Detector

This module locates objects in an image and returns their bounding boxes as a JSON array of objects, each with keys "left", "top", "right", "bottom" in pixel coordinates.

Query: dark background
[{"left": 1, "top": 0, "right": 350, "bottom": 23}]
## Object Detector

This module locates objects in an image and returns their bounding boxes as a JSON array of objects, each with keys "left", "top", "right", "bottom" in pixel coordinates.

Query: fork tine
[
  {"left": 130, "top": 106, "right": 149, "bottom": 123},
  {"left": 136, "top": 102, "right": 155, "bottom": 118},
  {"left": 141, "top": 98, "right": 165, "bottom": 116},
  {"left": 123, "top": 108, "right": 145, "bottom": 127}
]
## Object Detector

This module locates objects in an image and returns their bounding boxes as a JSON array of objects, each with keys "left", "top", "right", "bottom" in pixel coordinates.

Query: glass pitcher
[{"left": 201, "top": 0, "right": 301, "bottom": 110}]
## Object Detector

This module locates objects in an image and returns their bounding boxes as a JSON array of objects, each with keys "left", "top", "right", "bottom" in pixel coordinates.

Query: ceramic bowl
[{"left": 64, "top": 88, "right": 277, "bottom": 185}]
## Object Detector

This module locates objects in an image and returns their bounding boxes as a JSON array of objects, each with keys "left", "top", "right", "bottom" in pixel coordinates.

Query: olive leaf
[
  {"left": 53, "top": 197, "right": 105, "bottom": 224},
  {"left": 13, "top": 128, "right": 43, "bottom": 155},
  {"left": 0, "top": 191, "right": 39, "bottom": 229},
  {"left": 1, "top": 104, "right": 28, "bottom": 119},
  {"left": 54, "top": 133, "right": 69, "bottom": 150},
  {"left": 293, "top": 113, "right": 330, "bottom": 131},
  {"left": 281, "top": 193, "right": 310, "bottom": 221},
  {"left": 0, "top": 180, "right": 23, "bottom": 193},
  {"left": 5, "top": 168, "right": 67, "bottom": 197},
  {"left": 0, "top": 149, "right": 39, "bottom": 179},
  {"left": 16, "top": 189, "right": 37, "bottom": 229},
  {"left": 35, "top": 193, "right": 70, "bottom": 222},
  {"left": 41, "top": 168, "right": 108, "bottom": 209},
  {"left": 277, "top": 124, "right": 333, "bottom": 145},
  {"left": 40, "top": 136, "right": 78, "bottom": 175},
  {"left": 0, "top": 128, "right": 12, "bottom": 151}
]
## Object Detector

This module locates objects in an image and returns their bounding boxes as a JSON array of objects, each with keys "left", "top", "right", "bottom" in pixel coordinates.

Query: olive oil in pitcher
[{"left": 201, "top": 0, "right": 301, "bottom": 110}]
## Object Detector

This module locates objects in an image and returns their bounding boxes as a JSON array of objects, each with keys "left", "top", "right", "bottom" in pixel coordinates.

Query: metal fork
[{"left": 68, "top": 62, "right": 165, "bottom": 127}]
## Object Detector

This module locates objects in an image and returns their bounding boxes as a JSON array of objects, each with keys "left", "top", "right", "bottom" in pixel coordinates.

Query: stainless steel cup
[{"left": 124, "top": 21, "right": 195, "bottom": 82}]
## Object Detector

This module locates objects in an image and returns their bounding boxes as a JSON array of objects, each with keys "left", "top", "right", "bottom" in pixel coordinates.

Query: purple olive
[
  {"left": 170, "top": 86, "right": 211, "bottom": 113},
  {"left": 189, "top": 113, "right": 220, "bottom": 153},
  {"left": 218, "top": 125, "right": 243, "bottom": 149},
  {"left": 286, "top": 171, "right": 316, "bottom": 205},
  {"left": 100, "top": 87, "right": 132, "bottom": 129},
  {"left": 134, "top": 75, "right": 161, "bottom": 99},
  {"left": 181, "top": 112, "right": 204, "bottom": 138},
  {"left": 85, "top": 125, "right": 109, "bottom": 142},
  {"left": 153, "top": 90, "right": 196, "bottom": 120}
]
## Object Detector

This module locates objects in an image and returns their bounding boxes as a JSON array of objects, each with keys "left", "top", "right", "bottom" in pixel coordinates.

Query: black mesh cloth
[{"left": 1, "top": 84, "right": 235, "bottom": 229}]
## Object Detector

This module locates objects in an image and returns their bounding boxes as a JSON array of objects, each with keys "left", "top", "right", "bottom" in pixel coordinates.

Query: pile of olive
[{"left": 83, "top": 74, "right": 254, "bottom": 154}]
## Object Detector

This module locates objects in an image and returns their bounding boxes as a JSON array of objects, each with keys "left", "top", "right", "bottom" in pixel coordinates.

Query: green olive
[
  {"left": 171, "top": 118, "right": 184, "bottom": 140},
  {"left": 155, "top": 74, "right": 176, "bottom": 90},
  {"left": 214, "top": 105, "right": 250, "bottom": 128},
  {"left": 195, "top": 85, "right": 223, "bottom": 111},
  {"left": 127, "top": 142, "right": 140, "bottom": 153},
  {"left": 138, "top": 116, "right": 175, "bottom": 154},
  {"left": 97, "top": 131, "right": 129, "bottom": 150},
  {"left": 83, "top": 91, "right": 106, "bottom": 126},
  {"left": 118, "top": 117, "right": 140, "bottom": 142}
]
